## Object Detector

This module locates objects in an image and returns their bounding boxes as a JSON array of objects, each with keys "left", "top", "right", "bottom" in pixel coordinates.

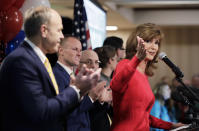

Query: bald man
[{"left": 79, "top": 50, "right": 112, "bottom": 131}]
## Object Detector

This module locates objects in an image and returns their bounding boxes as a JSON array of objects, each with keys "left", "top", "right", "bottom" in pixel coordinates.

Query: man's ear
[
  {"left": 108, "top": 58, "right": 112, "bottom": 64},
  {"left": 116, "top": 49, "right": 120, "bottom": 56},
  {"left": 40, "top": 24, "right": 48, "bottom": 38},
  {"left": 58, "top": 46, "right": 64, "bottom": 56}
]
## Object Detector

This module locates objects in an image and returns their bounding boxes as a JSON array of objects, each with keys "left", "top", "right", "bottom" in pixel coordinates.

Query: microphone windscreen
[{"left": 159, "top": 52, "right": 167, "bottom": 60}]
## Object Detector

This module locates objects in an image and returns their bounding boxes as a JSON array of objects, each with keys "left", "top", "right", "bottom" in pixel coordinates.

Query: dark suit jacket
[
  {"left": 53, "top": 63, "right": 94, "bottom": 131},
  {"left": 89, "top": 102, "right": 112, "bottom": 131},
  {"left": 0, "top": 41, "right": 79, "bottom": 131}
]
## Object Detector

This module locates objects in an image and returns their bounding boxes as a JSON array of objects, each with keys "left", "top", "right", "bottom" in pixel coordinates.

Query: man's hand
[
  {"left": 74, "top": 64, "right": 101, "bottom": 96},
  {"left": 88, "top": 81, "right": 106, "bottom": 102},
  {"left": 99, "top": 86, "right": 112, "bottom": 103}
]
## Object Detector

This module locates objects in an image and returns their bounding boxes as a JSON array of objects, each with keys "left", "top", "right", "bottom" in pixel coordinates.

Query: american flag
[{"left": 73, "top": 0, "right": 92, "bottom": 50}]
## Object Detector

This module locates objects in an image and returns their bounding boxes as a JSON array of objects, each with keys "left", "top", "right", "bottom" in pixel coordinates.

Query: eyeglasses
[
  {"left": 111, "top": 57, "right": 117, "bottom": 61},
  {"left": 120, "top": 47, "right": 125, "bottom": 50},
  {"left": 80, "top": 59, "right": 101, "bottom": 66}
]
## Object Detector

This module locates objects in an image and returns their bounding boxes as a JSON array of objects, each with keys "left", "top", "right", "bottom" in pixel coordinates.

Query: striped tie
[{"left": 44, "top": 58, "right": 59, "bottom": 94}]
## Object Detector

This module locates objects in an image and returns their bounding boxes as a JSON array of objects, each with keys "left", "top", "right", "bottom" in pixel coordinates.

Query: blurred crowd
[{"left": 150, "top": 74, "right": 199, "bottom": 131}]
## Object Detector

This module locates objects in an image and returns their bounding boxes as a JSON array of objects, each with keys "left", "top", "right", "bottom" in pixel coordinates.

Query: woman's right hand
[
  {"left": 136, "top": 36, "right": 146, "bottom": 61},
  {"left": 170, "top": 122, "right": 189, "bottom": 130}
]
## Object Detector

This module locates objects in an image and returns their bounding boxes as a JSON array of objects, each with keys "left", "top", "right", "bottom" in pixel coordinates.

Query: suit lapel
[
  {"left": 56, "top": 63, "right": 70, "bottom": 78},
  {"left": 55, "top": 63, "right": 71, "bottom": 86},
  {"left": 22, "top": 42, "right": 57, "bottom": 94}
]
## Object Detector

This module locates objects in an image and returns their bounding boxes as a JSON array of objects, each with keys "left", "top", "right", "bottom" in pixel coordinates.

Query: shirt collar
[
  {"left": 25, "top": 37, "right": 47, "bottom": 64},
  {"left": 57, "top": 61, "right": 73, "bottom": 75}
]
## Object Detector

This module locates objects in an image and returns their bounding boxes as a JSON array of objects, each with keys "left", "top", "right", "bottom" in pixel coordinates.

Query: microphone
[{"left": 159, "top": 52, "right": 184, "bottom": 78}]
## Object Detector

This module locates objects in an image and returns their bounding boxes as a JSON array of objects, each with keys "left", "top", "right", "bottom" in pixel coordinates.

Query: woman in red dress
[{"left": 110, "top": 23, "right": 185, "bottom": 131}]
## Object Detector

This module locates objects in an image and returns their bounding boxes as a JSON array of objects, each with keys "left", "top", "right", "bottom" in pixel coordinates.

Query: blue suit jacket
[
  {"left": 0, "top": 41, "right": 79, "bottom": 131},
  {"left": 53, "top": 63, "right": 94, "bottom": 131}
]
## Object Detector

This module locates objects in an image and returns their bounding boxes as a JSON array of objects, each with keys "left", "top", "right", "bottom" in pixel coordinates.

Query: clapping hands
[
  {"left": 98, "top": 86, "right": 112, "bottom": 103},
  {"left": 74, "top": 64, "right": 101, "bottom": 96},
  {"left": 88, "top": 81, "right": 106, "bottom": 102}
]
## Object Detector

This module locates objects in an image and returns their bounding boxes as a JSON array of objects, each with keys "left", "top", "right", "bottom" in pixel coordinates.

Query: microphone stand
[
  {"left": 175, "top": 77, "right": 199, "bottom": 129},
  {"left": 176, "top": 77, "right": 199, "bottom": 103}
]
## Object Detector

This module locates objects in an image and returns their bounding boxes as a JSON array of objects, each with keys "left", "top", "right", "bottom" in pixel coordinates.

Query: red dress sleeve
[
  {"left": 110, "top": 56, "right": 140, "bottom": 94},
  {"left": 149, "top": 115, "right": 172, "bottom": 130}
]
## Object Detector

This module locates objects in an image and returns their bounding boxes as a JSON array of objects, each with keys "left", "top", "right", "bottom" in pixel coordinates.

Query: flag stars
[
  {"left": 77, "top": 10, "right": 81, "bottom": 15},
  {"left": 74, "top": 21, "right": 78, "bottom": 25},
  {"left": 81, "top": 28, "right": 85, "bottom": 31},
  {"left": 76, "top": 28, "right": 80, "bottom": 33},
  {"left": 75, "top": 3, "right": 79, "bottom": 7},
  {"left": 83, "top": 43, "right": 87, "bottom": 47},
  {"left": 73, "top": 0, "right": 91, "bottom": 50},
  {"left": 82, "top": 35, "right": 86, "bottom": 39}
]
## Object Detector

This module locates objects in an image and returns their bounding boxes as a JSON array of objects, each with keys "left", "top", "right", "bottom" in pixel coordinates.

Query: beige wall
[{"left": 107, "top": 26, "right": 199, "bottom": 88}]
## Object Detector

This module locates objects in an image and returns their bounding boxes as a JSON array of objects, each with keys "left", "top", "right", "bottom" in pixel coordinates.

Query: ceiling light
[{"left": 106, "top": 26, "right": 118, "bottom": 31}]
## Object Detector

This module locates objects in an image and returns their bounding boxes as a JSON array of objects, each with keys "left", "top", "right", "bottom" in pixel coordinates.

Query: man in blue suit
[
  {"left": 0, "top": 7, "right": 101, "bottom": 131},
  {"left": 53, "top": 35, "right": 105, "bottom": 131}
]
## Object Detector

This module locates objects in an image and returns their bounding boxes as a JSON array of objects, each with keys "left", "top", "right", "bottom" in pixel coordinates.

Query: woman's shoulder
[
  {"left": 117, "top": 59, "right": 130, "bottom": 66},
  {"left": 114, "top": 59, "right": 130, "bottom": 72}
]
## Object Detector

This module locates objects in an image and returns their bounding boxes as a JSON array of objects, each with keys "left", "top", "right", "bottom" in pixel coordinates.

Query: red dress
[{"left": 110, "top": 56, "right": 172, "bottom": 131}]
